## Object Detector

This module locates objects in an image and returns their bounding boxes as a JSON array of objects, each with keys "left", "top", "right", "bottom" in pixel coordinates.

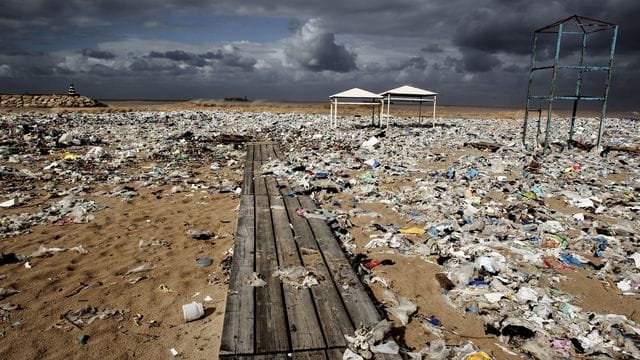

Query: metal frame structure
[
  {"left": 522, "top": 15, "right": 618, "bottom": 152},
  {"left": 329, "top": 88, "right": 382, "bottom": 128},
  {"left": 379, "top": 85, "right": 438, "bottom": 128}
]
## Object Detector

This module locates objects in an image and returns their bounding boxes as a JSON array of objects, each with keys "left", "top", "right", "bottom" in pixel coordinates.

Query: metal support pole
[
  {"left": 535, "top": 105, "right": 542, "bottom": 146},
  {"left": 597, "top": 25, "right": 618, "bottom": 151},
  {"left": 418, "top": 101, "right": 422, "bottom": 124},
  {"left": 386, "top": 94, "right": 390, "bottom": 128},
  {"left": 543, "top": 24, "right": 564, "bottom": 153},
  {"left": 569, "top": 32, "right": 587, "bottom": 145},
  {"left": 522, "top": 32, "right": 539, "bottom": 146},
  {"left": 432, "top": 96, "right": 436, "bottom": 128}
]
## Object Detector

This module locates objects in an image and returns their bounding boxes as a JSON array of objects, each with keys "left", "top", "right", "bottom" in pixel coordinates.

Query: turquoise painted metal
[{"left": 522, "top": 15, "right": 619, "bottom": 153}]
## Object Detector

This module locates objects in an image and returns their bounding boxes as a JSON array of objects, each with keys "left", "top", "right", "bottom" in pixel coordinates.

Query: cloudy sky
[{"left": 0, "top": 0, "right": 638, "bottom": 108}]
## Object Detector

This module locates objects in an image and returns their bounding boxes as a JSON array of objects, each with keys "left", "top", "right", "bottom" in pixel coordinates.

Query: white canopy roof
[
  {"left": 330, "top": 87, "right": 382, "bottom": 99},
  {"left": 379, "top": 85, "right": 438, "bottom": 96}
]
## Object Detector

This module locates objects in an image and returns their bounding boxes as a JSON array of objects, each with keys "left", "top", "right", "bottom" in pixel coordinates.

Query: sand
[{"left": 1, "top": 101, "right": 639, "bottom": 359}]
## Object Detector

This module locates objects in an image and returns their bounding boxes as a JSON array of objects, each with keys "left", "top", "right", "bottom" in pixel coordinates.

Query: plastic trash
[
  {"left": 30, "top": 245, "right": 88, "bottom": 258},
  {"left": 125, "top": 263, "right": 155, "bottom": 275},
  {"left": 399, "top": 227, "right": 425, "bottom": 235},
  {"left": 182, "top": 301, "right": 205, "bottom": 322},
  {"left": 273, "top": 266, "right": 319, "bottom": 288},
  {"left": 247, "top": 272, "right": 267, "bottom": 287},
  {"left": 464, "top": 351, "right": 492, "bottom": 360},
  {"left": 0, "top": 287, "right": 19, "bottom": 300},
  {"left": 195, "top": 257, "right": 213, "bottom": 267},
  {"left": 361, "top": 136, "right": 380, "bottom": 150},
  {"left": 382, "top": 289, "right": 417, "bottom": 325},
  {"left": 187, "top": 229, "right": 213, "bottom": 240}
]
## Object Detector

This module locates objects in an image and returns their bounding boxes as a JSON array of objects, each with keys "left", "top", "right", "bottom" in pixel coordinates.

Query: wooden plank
[
  {"left": 242, "top": 146, "right": 254, "bottom": 195},
  {"left": 291, "top": 350, "right": 328, "bottom": 360},
  {"left": 254, "top": 195, "right": 290, "bottom": 353},
  {"left": 253, "top": 143, "right": 262, "bottom": 161},
  {"left": 268, "top": 180, "right": 326, "bottom": 350},
  {"left": 220, "top": 195, "right": 255, "bottom": 355},
  {"left": 254, "top": 161, "right": 267, "bottom": 195},
  {"left": 298, "top": 198, "right": 404, "bottom": 360},
  {"left": 254, "top": 355, "right": 287, "bottom": 360},
  {"left": 278, "top": 180, "right": 352, "bottom": 348},
  {"left": 265, "top": 144, "right": 278, "bottom": 160},
  {"left": 325, "top": 348, "right": 345, "bottom": 360},
  {"left": 260, "top": 143, "right": 271, "bottom": 163},
  {"left": 298, "top": 196, "right": 382, "bottom": 329},
  {"left": 273, "top": 144, "right": 284, "bottom": 160}
]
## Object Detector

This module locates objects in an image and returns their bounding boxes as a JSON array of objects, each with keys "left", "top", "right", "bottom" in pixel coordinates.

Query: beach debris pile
[{"left": 0, "top": 109, "right": 639, "bottom": 358}]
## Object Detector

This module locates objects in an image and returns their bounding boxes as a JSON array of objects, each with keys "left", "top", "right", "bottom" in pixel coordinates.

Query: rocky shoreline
[{"left": 0, "top": 94, "right": 104, "bottom": 108}]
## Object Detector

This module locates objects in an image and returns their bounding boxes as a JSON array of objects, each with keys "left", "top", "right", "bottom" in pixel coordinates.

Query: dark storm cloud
[
  {"left": 462, "top": 49, "right": 501, "bottom": 73},
  {"left": 285, "top": 19, "right": 357, "bottom": 72},
  {"left": 421, "top": 44, "right": 443, "bottom": 53},
  {"left": 0, "top": 0, "right": 638, "bottom": 108},
  {"left": 82, "top": 49, "right": 116, "bottom": 59},
  {"left": 147, "top": 49, "right": 256, "bottom": 70}
]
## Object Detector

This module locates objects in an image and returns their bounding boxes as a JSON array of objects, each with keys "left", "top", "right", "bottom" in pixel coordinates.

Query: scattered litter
[
  {"left": 182, "top": 301, "right": 204, "bottom": 322},
  {"left": 59, "top": 306, "right": 126, "bottom": 328},
  {"left": 30, "top": 244, "right": 88, "bottom": 258},
  {"left": 273, "top": 266, "right": 319, "bottom": 288},
  {"left": 187, "top": 229, "right": 213, "bottom": 240},
  {"left": 77, "top": 334, "right": 90, "bottom": 345},
  {"left": 195, "top": 257, "right": 213, "bottom": 267},
  {"left": 345, "top": 319, "right": 398, "bottom": 358},
  {"left": 159, "top": 284, "right": 175, "bottom": 293},
  {"left": 125, "top": 263, "right": 155, "bottom": 275},
  {"left": 247, "top": 272, "right": 267, "bottom": 287},
  {"left": 382, "top": 289, "right": 417, "bottom": 325},
  {"left": 0, "top": 287, "right": 19, "bottom": 300}
]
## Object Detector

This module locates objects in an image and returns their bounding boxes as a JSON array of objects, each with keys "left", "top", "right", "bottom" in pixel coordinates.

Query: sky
[{"left": 0, "top": 0, "right": 639, "bottom": 108}]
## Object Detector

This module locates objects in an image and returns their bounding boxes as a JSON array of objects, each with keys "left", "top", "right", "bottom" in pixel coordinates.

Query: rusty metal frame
[{"left": 522, "top": 15, "right": 618, "bottom": 152}]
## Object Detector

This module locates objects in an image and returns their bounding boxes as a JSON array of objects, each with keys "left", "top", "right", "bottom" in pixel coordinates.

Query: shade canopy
[
  {"left": 379, "top": 84, "right": 438, "bottom": 128},
  {"left": 379, "top": 85, "right": 437, "bottom": 97},
  {"left": 329, "top": 87, "right": 382, "bottom": 128},
  {"left": 330, "top": 87, "right": 382, "bottom": 99}
]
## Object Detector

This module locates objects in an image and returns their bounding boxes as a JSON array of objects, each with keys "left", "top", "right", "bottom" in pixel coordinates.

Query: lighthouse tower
[{"left": 67, "top": 82, "right": 77, "bottom": 95}]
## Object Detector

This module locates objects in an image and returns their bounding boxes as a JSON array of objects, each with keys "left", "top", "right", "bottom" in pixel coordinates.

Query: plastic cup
[{"left": 182, "top": 301, "right": 204, "bottom": 322}]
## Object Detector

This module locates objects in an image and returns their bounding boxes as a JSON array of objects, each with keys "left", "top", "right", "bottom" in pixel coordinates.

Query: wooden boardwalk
[{"left": 220, "top": 143, "right": 401, "bottom": 359}]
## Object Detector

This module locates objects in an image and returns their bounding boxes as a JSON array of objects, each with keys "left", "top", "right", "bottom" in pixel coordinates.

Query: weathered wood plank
[
  {"left": 220, "top": 195, "right": 255, "bottom": 355},
  {"left": 254, "top": 355, "right": 287, "bottom": 360},
  {"left": 254, "top": 161, "right": 267, "bottom": 195},
  {"left": 298, "top": 196, "right": 381, "bottom": 329},
  {"left": 253, "top": 143, "right": 262, "bottom": 161},
  {"left": 254, "top": 195, "right": 290, "bottom": 353},
  {"left": 278, "top": 180, "right": 352, "bottom": 348},
  {"left": 260, "top": 144, "right": 270, "bottom": 162},
  {"left": 273, "top": 144, "right": 284, "bottom": 160},
  {"left": 242, "top": 146, "right": 254, "bottom": 195},
  {"left": 265, "top": 144, "right": 278, "bottom": 160},
  {"left": 268, "top": 180, "right": 326, "bottom": 350},
  {"left": 291, "top": 350, "right": 328, "bottom": 360},
  {"left": 325, "top": 348, "right": 345, "bottom": 360}
]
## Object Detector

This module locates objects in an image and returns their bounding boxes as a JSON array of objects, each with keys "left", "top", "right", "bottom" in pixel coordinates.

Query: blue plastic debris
[
  {"left": 559, "top": 253, "right": 584, "bottom": 268},
  {"left": 592, "top": 237, "right": 608, "bottom": 257},
  {"left": 468, "top": 168, "right": 478, "bottom": 178},
  {"left": 314, "top": 172, "right": 328, "bottom": 179},
  {"left": 426, "top": 316, "right": 441, "bottom": 326},
  {"left": 468, "top": 279, "right": 490, "bottom": 286}
]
